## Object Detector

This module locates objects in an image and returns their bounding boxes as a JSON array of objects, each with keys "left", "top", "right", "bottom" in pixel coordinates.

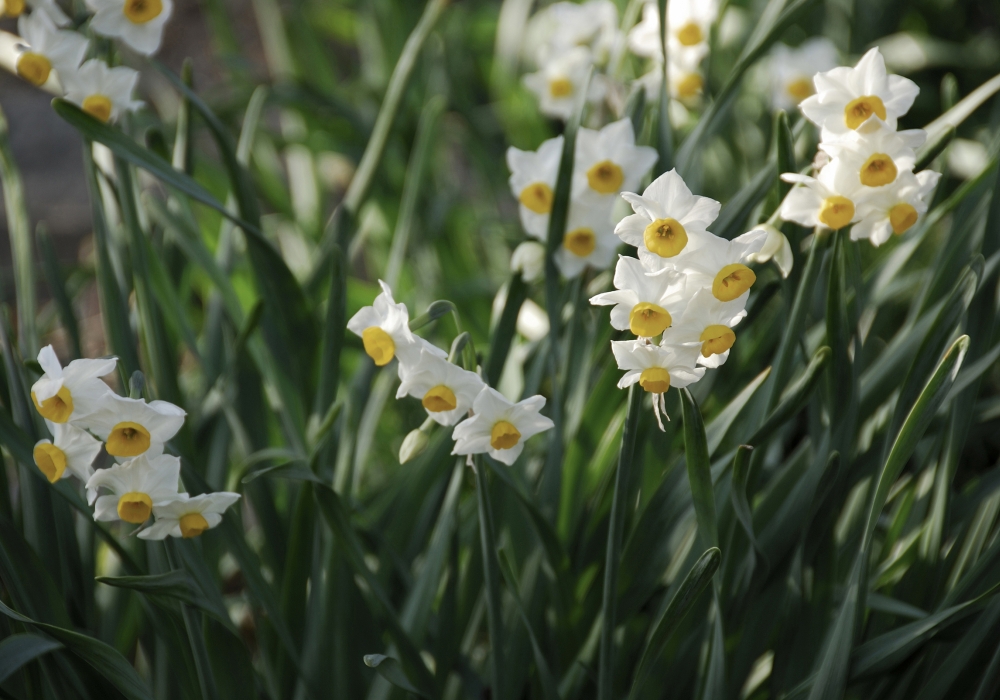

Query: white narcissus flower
[
  {"left": 15, "top": 11, "right": 88, "bottom": 87},
  {"left": 523, "top": 0, "right": 619, "bottom": 67},
  {"left": 589, "top": 256, "right": 686, "bottom": 337},
  {"left": 555, "top": 200, "right": 620, "bottom": 279},
  {"left": 451, "top": 387, "right": 554, "bottom": 466},
  {"left": 745, "top": 225, "right": 794, "bottom": 279},
  {"left": 507, "top": 136, "right": 564, "bottom": 240},
  {"left": 799, "top": 47, "right": 919, "bottom": 141},
  {"left": 86, "top": 0, "right": 174, "bottom": 56},
  {"left": 616, "top": 169, "right": 721, "bottom": 263},
  {"left": 654, "top": 229, "right": 767, "bottom": 303},
  {"left": 30, "top": 345, "right": 116, "bottom": 424},
  {"left": 574, "top": 119, "right": 658, "bottom": 202},
  {"left": 396, "top": 350, "right": 485, "bottom": 427},
  {"left": 768, "top": 38, "right": 839, "bottom": 111},
  {"left": 33, "top": 421, "right": 102, "bottom": 495},
  {"left": 138, "top": 492, "right": 241, "bottom": 540},
  {"left": 83, "top": 395, "right": 186, "bottom": 459},
  {"left": 87, "top": 453, "right": 183, "bottom": 524},
  {"left": 523, "top": 47, "right": 605, "bottom": 121},
  {"left": 28, "top": 0, "right": 71, "bottom": 25},
  {"left": 610, "top": 339, "right": 705, "bottom": 392},
  {"left": 63, "top": 59, "right": 144, "bottom": 123},
  {"left": 853, "top": 169, "right": 940, "bottom": 246},
  {"left": 660, "top": 288, "right": 747, "bottom": 368},
  {"left": 780, "top": 159, "right": 865, "bottom": 231},
  {"left": 626, "top": 1, "right": 715, "bottom": 66},
  {"left": 820, "top": 117, "right": 925, "bottom": 190},
  {"left": 346, "top": 280, "right": 446, "bottom": 370},
  {"left": 511, "top": 241, "right": 546, "bottom": 282}
]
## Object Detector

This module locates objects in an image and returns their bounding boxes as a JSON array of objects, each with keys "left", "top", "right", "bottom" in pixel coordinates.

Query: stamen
[
  {"left": 519, "top": 183, "right": 554, "bottom": 214},
  {"left": 549, "top": 77, "right": 573, "bottom": 98},
  {"left": 563, "top": 228, "right": 596, "bottom": 257},
  {"left": 818, "top": 196, "right": 855, "bottom": 230},
  {"left": 643, "top": 218, "right": 688, "bottom": 258},
  {"left": 423, "top": 385, "right": 458, "bottom": 412},
  {"left": 628, "top": 302, "right": 672, "bottom": 337},
  {"left": 490, "top": 420, "right": 521, "bottom": 450},
  {"left": 889, "top": 203, "right": 918, "bottom": 234},
  {"left": 860, "top": 154, "right": 897, "bottom": 187},
  {"left": 843, "top": 95, "right": 887, "bottom": 129},
  {"left": 586, "top": 160, "right": 624, "bottom": 194},
  {"left": 362, "top": 327, "right": 396, "bottom": 366},
  {"left": 123, "top": 0, "right": 163, "bottom": 23},
  {"left": 32, "top": 386, "right": 74, "bottom": 423},
  {"left": 107, "top": 421, "right": 152, "bottom": 457},
  {"left": 712, "top": 264, "right": 756, "bottom": 302}
]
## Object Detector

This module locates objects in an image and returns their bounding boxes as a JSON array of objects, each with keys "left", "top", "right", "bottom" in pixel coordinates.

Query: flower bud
[
  {"left": 510, "top": 241, "right": 545, "bottom": 282},
  {"left": 745, "top": 225, "right": 793, "bottom": 278},
  {"left": 399, "top": 428, "right": 430, "bottom": 464}
]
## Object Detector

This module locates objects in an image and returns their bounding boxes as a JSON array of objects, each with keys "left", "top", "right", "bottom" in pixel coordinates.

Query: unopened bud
[
  {"left": 399, "top": 428, "right": 430, "bottom": 464},
  {"left": 510, "top": 241, "right": 545, "bottom": 283}
]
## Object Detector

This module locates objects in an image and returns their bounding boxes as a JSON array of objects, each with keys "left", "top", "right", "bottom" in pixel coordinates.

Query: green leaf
[
  {"left": 95, "top": 570, "right": 232, "bottom": 630},
  {"left": 363, "top": 655, "right": 428, "bottom": 698},
  {"left": 747, "top": 346, "right": 831, "bottom": 447},
  {"left": 473, "top": 457, "right": 509, "bottom": 700},
  {"left": 681, "top": 388, "right": 719, "bottom": 551},
  {"left": 921, "top": 71, "right": 1000, "bottom": 150},
  {"left": 409, "top": 300, "right": 457, "bottom": 331},
  {"left": 705, "top": 366, "right": 771, "bottom": 456},
  {"left": 730, "top": 445, "right": 765, "bottom": 559},
  {"left": 486, "top": 274, "right": 527, "bottom": 386},
  {"left": 0, "top": 634, "right": 62, "bottom": 685},
  {"left": 36, "top": 228, "right": 81, "bottom": 358}
]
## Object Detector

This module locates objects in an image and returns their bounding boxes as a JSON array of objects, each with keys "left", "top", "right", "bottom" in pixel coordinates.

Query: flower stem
[{"left": 473, "top": 456, "right": 507, "bottom": 700}]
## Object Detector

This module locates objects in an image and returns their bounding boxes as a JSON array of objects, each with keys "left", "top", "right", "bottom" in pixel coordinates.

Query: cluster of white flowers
[
  {"left": 29, "top": 346, "right": 239, "bottom": 540},
  {"left": 347, "top": 282, "right": 554, "bottom": 466},
  {"left": 765, "top": 38, "right": 839, "bottom": 113},
  {"left": 1, "top": 0, "right": 171, "bottom": 122},
  {"left": 779, "top": 48, "right": 941, "bottom": 246},
  {"left": 589, "top": 169, "right": 767, "bottom": 427}
]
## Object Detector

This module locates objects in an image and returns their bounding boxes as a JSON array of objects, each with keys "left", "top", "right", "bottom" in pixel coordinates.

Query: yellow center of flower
[
  {"left": 699, "top": 324, "right": 736, "bottom": 357},
  {"left": 712, "top": 264, "right": 756, "bottom": 302},
  {"left": 860, "top": 154, "right": 897, "bottom": 187},
  {"left": 675, "top": 21, "right": 703, "bottom": 46},
  {"left": 33, "top": 443, "right": 67, "bottom": 483},
  {"left": 643, "top": 218, "right": 688, "bottom": 257},
  {"left": 422, "top": 385, "right": 457, "bottom": 412},
  {"left": 586, "top": 160, "right": 624, "bottom": 195},
  {"left": 124, "top": 0, "right": 163, "bottom": 23},
  {"left": 844, "top": 95, "right": 887, "bottom": 130},
  {"left": 519, "top": 183, "right": 554, "bottom": 214},
  {"left": 563, "top": 228, "right": 596, "bottom": 257},
  {"left": 107, "top": 421, "right": 152, "bottom": 457},
  {"left": 629, "top": 302, "right": 672, "bottom": 337},
  {"left": 639, "top": 367, "right": 671, "bottom": 393},
  {"left": 117, "top": 492, "right": 153, "bottom": 524},
  {"left": 3, "top": 0, "right": 25, "bottom": 17},
  {"left": 549, "top": 77, "right": 574, "bottom": 98},
  {"left": 32, "top": 387, "right": 74, "bottom": 423},
  {"left": 677, "top": 73, "right": 703, "bottom": 99},
  {"left": 362, "top": 327, "right": 396, "bottom": 366},
  {"left": 889, "top": 203, "right": 918, "bottom": 234},
  {"left": 82, "top": 95, "right": 114, "bottom": 123},
  {"left": 490, "top": 420, "right": 521, "bottom": 450},
  {"left": 180, "top": 513, "right": 210, "bottom": 538},
  {"left": 786, "top": 78, "right": 813, "bottom": 101},
  {"left": 16, "top": 52, "right": 51, "bottom": 87},
  {"left": 818, "top": 196, "right": 855, "bottom": 230}
]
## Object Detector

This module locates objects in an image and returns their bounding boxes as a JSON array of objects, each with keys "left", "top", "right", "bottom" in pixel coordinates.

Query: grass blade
[
  {"left": 681, "top": 388, "right": 719, "bottom": 551},
  {"left": 0, "top": 634, "right": 62, "bottom": 685}
]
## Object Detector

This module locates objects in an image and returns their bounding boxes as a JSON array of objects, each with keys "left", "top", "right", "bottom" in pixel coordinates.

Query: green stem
[
  {"left": 473, "top": 456, "right": 507, "bottom": 700},
  {"left": 165, "top": 543, "right": 220, "bottom": 700}
]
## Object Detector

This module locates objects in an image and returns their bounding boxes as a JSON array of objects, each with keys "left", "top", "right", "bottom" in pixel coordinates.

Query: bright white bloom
[
  {"left": 574, "top": 119, "right": 658, "bottom": 202},
  {"left": 660, "top": 288, "right": 747, "bottom": 368},
  {"left": 800, "top": 47, "right": 919, "bottom": 140},
  {"left": 767, "top": 38, "right": 839, "bottom": 111},
  {"left": 651, "top": 229, "right": 767, "bottom": 303},
  {"left": 745, "top": 224, "right": 794, "bottom": 278},
  {"left": 27, "top": 0, "right": 71, "bottom": 26},
  {"left": 30, "top": 345, "right": 116, "bottom": 424},
  {"left": 87, "top": 453, "right": 183, "bottom": 524},
  {"left": 138, "top": 492, "right": 241, "bottom": 540},
  {"left": 346, "top": 280, "right": 446, "bottom": 370},
  {"left": 556, "top": 200, "right": 620, "bottom": 279},
  {"left": 452, "top": 387, "right": 554, "bottom": 466},
  {"left": 511, "top": 241, "right": 546, "bottom": 282},
  {"left": 396, "top": 350, "right": 485, "bottom": 427},
  {"left": 853, "top": 169, "right": 940, "bottom": 246},
  {"left": 33, "top": 421, "right": 102, "bottom": 495},
  {"left": 627, "top": 0, "right": 715, "bottom": 66},
  {"left": 523, "top": 0, "right": 619, "bottom": 66},
  {"left": 627, "top": 3, "right": 667, "bottom": 60},
  {"left": 616, "top": 169, "right": 721, "bottom": 263},
  {"left": 63, "top": 59, "right": 143, "bottom": 123},
  {"left": 15, "top": 12, "right": 88, "bottom": 87},
  {"left": 83, "top": 394, "right": 186, "bottom": 460},
  {"left": 590, "top": 256, "right": 686, "bottom": 337},
  {"left": 635, "top": 56, "right": 706, "bottom": 101},
  {"left": 86, "top": 0, "right": 174, "bottom": 55},
  {"left": 611, "top": 339, "right": 705, "bottom": 392},
  {"left": 507, "top": 136, "right": 564, "bottom": 239},
  {"left": 780, "top": 159, "right": 865, "bottom": 231},
  {"left": 820, "top": 117, "right": 925, "bottom": 190},
  {"left": 523, "top": 47, "right": 605, "bottom": 121}
]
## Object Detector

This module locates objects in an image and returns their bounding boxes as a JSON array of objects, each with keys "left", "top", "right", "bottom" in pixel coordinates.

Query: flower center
[
  {"left": 586, "top": 160, "right": 624, "bottom": 195},
  {"left": 549, "top": 77, "right": 574, "bottom": 98},
  {"left": 82, "top": 95, "right": 114, "bottom": 123},
  {"left": 490, "top": 420, "right": 521, "bottom": 450},
  {"left": 675, "top": 21, "right": 703, "bottom": 46},
  {"left": 124, "top": 0, "right": 163, "bottom": 23},
  {"left": 639, "top": 367, "right": 671, "bottom": 394},
  {"left": 3, "top": 0, "right": 25, "bottom": 17},
  {"left": 712, "top": 264, "right": 756, "bottom": 302},
  {"left": 33, "top": 443, "right": 67, "bottom": 483},
  {"left": 786, "top": 78, "right": 813, "bottom": 101},
  {"left": 32, "top": 386, "right": 74, "bottom": 423},
  {"left": 889, "top": 203, "right": 918, "bottom": 234},
  {"left": 643, "top": 218, "right": 688, "bottom": 257},
  {"left": 519, "top": 182, "right": 553, "bottom": 214},
  {"left": 860, "top": 154, "right": 897, "bottom": 187},
  {"left": 117, "top": 492, "right": 153, "bottom": 524},
  {"left": 629, "top": 302, "right": 672, "bottom": 337},
  {"left": 843, "top": 95, "right": 887, "bottom": 130},
  {"left": 362, "top": 327, "right": 396, "bottom": 366},
  {"left": 422, "top": 384, "right": 458, "bottom": 412},
  {"left": 16, "top": 52, "right": 51, "bottom": 87},
  {"left": 818, "top": 196, "right": 855, "bottom": 230},
  {"left": 677, "top": 73, "right": 703, "bottom": 99},
  {"left": 107, "top": 421, "right": 152, "bottom": 457},
  {"left": 180, "top": 513, "right": 210, "bottom": 538},
  {"left": 699, "top": 324, "right": 736, "bottom": 357},
  {"left": 563, "top": 228, "right": 596, "bottom": 257}
]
